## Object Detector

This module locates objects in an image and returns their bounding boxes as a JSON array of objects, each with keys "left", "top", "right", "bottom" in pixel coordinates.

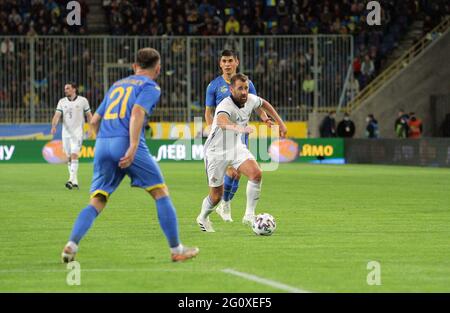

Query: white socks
[
  {"left": 70, "top": 159, "right": 79, "bottom": 184},
  {"left": 67, "top": 161, "right": 72, "bottom": 180},
  {"left": 246, "top": 180, "right": 262, "bottom": 216},
  {"left": 170, "top": 244, "right": 184, "bottom": 254},
  {"left": 200, "top": 196, "right": 215, "bottom": 219}
]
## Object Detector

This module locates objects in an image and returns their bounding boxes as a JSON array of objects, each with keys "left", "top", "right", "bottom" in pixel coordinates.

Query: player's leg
[
  {"left": 128, "top": 145, "right": 198, "bottom": 261},
  {"left": 63, "top": 138, "right": 73, "bottom": 189},
  {"left": 62, "top": 195, "right": 106, "bottom": 263},
  {"left": 61, "top": 138, "right": 124, "bottom": 262},
  {"left": 197, "top": 154, "right": 227, "bottom": 231},
  {"left": 197, "top": 185, "right": 223, "bottom": 232},
  {"left": 236, "top": 159, "right": 262, "bottom": 226},
  {"left": 147, "top": 186, "right": 199, "bottom": 262},
  {"left": 69, "top": 137, "right": 82, "bottom": 189},
  {"left": 216, "top": 167, "right": 238, "bottom": 222}
]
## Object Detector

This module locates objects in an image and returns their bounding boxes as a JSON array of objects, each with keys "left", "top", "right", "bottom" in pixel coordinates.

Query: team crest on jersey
[{"left": 220, "top": 86, "right": 228, "bottom": 93}]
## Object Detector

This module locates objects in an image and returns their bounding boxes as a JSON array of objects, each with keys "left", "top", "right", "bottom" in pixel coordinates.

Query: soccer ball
[{"left": 252, "top": 213, "right": 276, "bottom": 236}]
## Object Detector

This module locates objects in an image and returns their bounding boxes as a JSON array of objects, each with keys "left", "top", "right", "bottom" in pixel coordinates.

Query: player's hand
[
  {"left": 51, "top": 126, "right": 56, "bottom": 136},
  {"left": 279, "top": 123, "right": 288, "bottom": 138},
  {"left": 119, "top": 146, "right": 137, "bottom": 169},
  {"left": 263, "top": 118, "right": 275, "bottom": 128},
  {"left": 243, "top": 126, "right": 254, "bottom": 134}
]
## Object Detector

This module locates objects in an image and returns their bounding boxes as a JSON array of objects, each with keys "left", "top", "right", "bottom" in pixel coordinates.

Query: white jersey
[
  {"left": 56, "top": 96, "right": 90, "bottom": 138},
  {"left": 205, "top": 93, "right": 262, "bottom": 154}
]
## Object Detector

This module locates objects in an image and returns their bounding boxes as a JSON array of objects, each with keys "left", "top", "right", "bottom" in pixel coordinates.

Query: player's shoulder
[
  {"left": 142, "top": 78, "right": 160, "bottom": 91},
  {"left": 208, "top": 76, "right": 222, "bottom": 88},
  {"left": 247, "top": 93, "right": 261, "bottom": 106},
  {"left": 77, "top": 95, "right": 88, "bottom": 102},
  {"left": 247, "top": 93, "right": 259, "bottom": 101},
  {"left": 216, "top": 96, "right": 234, "bottom": 109}
]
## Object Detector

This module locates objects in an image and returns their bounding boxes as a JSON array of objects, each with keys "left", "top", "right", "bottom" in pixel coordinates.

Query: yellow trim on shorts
[
  {"left": 145, "top": 183, "right": 167, "bottom": 192},
  {"left": 90, "top": 189, "right": 110, "bottom": 199}
]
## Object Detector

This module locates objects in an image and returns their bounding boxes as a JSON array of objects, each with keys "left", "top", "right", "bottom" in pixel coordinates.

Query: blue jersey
[
  {"left": 96, "top": 75, "right": 160, "bottom": 145},
  {"left": 205, "top": 75, "right": 257, "bottom": 107},
  {"left": 89, "top": 75, "right": 164, "bottom": 200}
]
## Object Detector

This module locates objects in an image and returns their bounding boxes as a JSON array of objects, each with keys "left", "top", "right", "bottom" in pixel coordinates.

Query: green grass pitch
[{"left": 0, "top": 163, "right": 449, "bottom": 292}]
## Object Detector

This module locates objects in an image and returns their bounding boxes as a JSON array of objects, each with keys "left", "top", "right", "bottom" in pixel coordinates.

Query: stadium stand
[
  {"left": 0, "top": 0, "right": 449, "bottom": 123},
  {"left": 0, "top": 0, "right": 89, "bottom": 35}
]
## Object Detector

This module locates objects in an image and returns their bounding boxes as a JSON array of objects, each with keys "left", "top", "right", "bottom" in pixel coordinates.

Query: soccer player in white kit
[
  {"left": 197, "top": 74, "right": 287, "bottom": 232},
  {"left": 51, "top": 82, "right": 92, "bottom": 190}
]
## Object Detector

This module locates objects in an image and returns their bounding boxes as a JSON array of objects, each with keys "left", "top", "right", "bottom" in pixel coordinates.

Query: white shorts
[
  {"left": 204, "top": 145, "right": 256, "bottom": 187},
  {"left": 62, "top": 136, "right": 82, "bottom": 156}
]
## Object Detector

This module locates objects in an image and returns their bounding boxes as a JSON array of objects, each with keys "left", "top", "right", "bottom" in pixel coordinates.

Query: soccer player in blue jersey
[
  {"left": 61, "top": 48, "right": 199, "bottom": 263},
  {"left": 205, "top": 49, "right": 273, "bottom": 224}
]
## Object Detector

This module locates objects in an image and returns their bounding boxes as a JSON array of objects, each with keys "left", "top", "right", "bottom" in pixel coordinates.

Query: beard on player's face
[{"left": 233, "top": 91, "right": 248, "bottom": 104}]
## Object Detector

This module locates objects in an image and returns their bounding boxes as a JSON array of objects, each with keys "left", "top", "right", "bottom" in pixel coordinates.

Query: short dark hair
[
  {"left": 230, "top": 73, "right": 248, "bottom": 86},
  {"left": 66, "top": 82, "right": 78, "bottom": 92},
  {"left": 136, "top": 48, "right": 160, "bottom": 70},
  {"left": 221, "top": 49, "right": 239, "bottom": 60}
]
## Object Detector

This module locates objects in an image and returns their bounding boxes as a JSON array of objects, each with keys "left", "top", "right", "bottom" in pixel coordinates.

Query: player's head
[
  {"left": 64, "top": 82, "right": 77, "bottom": 98},
  {"left": 230, "top": 73, "right": 249, "bottom": 105},
  {"left": 219, "top": 49, "right": 239, "bottom": 77},
  {"left": 133, "top": 48, "right": 161, "bottom": 78}
]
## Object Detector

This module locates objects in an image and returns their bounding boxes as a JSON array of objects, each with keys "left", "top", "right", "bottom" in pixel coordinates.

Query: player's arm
[
  {"left": 255, "top": 107, "right": 273, "bottom": 127},
  {"left": 205, "top": 83, "right": 215, "bottom": 127},
  {"left": 51, "top": 111, "right": 62, "bottom": 135},
  {"left": 85, "top": 111, "right": 93, "bottom": 138},
  {"left": 205, "top": 106, "right": 215, "bottom": 126},
  {"left": 90, "top": 113, "right": 102, "bottom": 136},
  {"left": 119, "top": 106, "right": 146, "bottom": 169},
  {"left": 216, "top": 112, "right": 253, "bottom": 134},
  {"left": 259, "top": 98, "right": 287, "bottom": 138},
  {"left": 248, "top": 81, "right": 271, "bottom": 126}
]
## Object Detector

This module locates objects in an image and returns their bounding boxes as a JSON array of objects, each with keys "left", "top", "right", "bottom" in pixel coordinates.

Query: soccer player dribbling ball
[
  {"left": 204, "top": 50, "right": 273, "bottom": 223},
  {"left": 197, "top": 73, "right": 287, "bottom": 232}
]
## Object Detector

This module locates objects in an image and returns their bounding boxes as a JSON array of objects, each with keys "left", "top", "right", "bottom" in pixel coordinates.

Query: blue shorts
[{"left": 90, "top": 137, "right": 165, "bottom": 199}]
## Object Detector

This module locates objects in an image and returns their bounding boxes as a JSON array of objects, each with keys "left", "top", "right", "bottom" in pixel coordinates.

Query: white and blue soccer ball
[{"left": 252, "top": 213, "right": 276, "bottom": 236}]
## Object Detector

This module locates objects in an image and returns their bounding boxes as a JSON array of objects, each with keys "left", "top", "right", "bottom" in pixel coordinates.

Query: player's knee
[
  {"left": 226, "top": 167, "right": 239, "bottom": 180},
  {"left": 210, "top": 189, "right": 222, "bottom": 205},
  {"left": 249, "top": 169, "right": 262, "bottom": 182},
  {"left": 148, "top": 186, "right": 169, "bottom": 200},
  {"left": 210, "top": 193, "right": 221, "bottom": 205},
  {"left": 90, "top": 195, "right": 107, "bottom": 213}
]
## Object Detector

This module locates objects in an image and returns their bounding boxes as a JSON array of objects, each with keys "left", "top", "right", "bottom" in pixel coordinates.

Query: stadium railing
[
  {"left": 346, "top": 16, "right": 450, "bottom": 113},
  {"left": 0, "top": 35, "right": 353, "bottom": 123}
]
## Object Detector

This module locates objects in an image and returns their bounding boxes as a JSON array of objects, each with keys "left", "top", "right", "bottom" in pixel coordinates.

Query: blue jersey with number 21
[
  {"left": 96, "top": 75, "right": 160, "bottom": 145},
  {"left": 90, "top": 75, "right": 164, "bottom": 200}
]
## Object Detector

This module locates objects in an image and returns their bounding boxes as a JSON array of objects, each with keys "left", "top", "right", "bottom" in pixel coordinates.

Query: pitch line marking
[{"left": 221, "top": 268, "right": 311, "bottom": 293}]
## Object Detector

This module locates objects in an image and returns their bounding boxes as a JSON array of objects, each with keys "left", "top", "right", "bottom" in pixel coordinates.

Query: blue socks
[
  {"left": 223, "top": 174, "right": 240, "bottom": 202},
  {"left": 156, "top": 196, "right": 180, "bottom": 248},
  {"left": 230, "top": 179, "right": 239, "bottom": 200},
  {"left": 68, "top": 197, "right": 180, "bottom": 249},
  {"left": 223, "top": 175, "right": 233, "bottom": 201},
  {"left": 69, "top": 205, "right": 99, "bottom": 244}
]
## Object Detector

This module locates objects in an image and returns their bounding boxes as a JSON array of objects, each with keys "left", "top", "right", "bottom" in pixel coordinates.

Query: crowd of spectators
[
  {"left": 1, "top": 0, "right": 449, "bottom": 122},
  {"left": 0, "top": 0, "right": 89, "bottom": 35}
]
